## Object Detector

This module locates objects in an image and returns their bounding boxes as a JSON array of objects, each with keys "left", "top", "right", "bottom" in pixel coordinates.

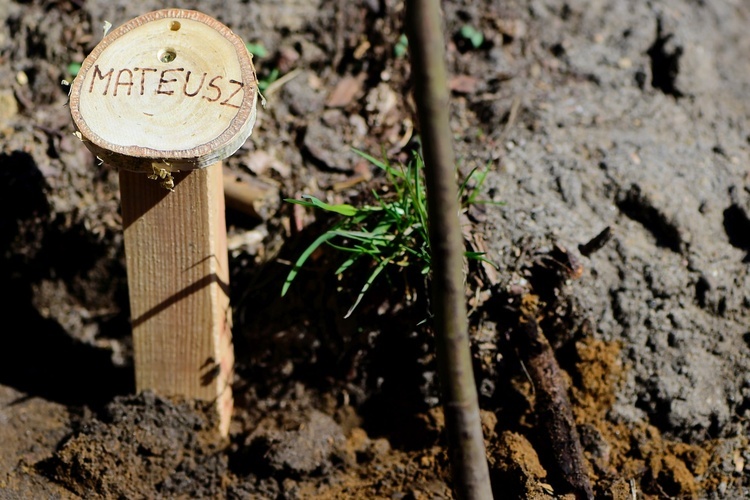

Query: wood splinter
[{"left": 69, "top": 9, "right": 260, "bottom": 436}]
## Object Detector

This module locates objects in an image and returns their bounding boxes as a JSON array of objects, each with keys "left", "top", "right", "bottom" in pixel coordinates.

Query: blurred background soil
[{"left": 1, "top": 0, "right": 749, "bottom": 498}]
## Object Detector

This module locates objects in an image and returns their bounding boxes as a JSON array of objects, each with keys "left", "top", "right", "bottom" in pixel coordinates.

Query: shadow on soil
[{"left": 0, "top": 151, "right": 132, "bottom": 407}]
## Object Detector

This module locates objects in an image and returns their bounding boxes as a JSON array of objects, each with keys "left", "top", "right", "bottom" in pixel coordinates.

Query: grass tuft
[{"left": 282, "top": 149, "right": 498, "bottom": 317}]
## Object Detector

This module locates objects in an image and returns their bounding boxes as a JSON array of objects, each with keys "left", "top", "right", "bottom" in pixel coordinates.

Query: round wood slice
[{"left": 70, "top": 9, "right": 258, "bottom": 172}]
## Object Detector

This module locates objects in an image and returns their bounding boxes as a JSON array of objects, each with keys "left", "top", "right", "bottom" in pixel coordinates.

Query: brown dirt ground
[{"left": 1, "top": 0, "right": 749, "bottom": 498}]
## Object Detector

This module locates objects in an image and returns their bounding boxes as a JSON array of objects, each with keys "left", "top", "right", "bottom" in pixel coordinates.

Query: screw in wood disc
[{"left": 69, "top": 9, "right": 258, "bottom": 173}]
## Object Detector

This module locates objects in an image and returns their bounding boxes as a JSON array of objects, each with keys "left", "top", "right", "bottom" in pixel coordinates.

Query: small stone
[
  {"left": 0, "top": 91, "right": 18, "bottom": 122},
  {"left": 16, "top": 70, "right": 28, "bottom": 86}
]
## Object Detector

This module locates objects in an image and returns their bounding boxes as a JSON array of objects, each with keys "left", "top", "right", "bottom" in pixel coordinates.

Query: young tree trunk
[{"left": 405, "top": 1, "right": 493, "bottom": 498}]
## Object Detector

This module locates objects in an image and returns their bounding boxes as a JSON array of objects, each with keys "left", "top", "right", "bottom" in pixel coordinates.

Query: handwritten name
[{"left": 87, "top": 65, "right": 244, "bottom": 109}]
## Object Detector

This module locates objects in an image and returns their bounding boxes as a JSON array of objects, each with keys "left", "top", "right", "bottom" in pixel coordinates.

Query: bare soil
[{"left": 1, "top": 0, "right": 749, "bottom": 498}]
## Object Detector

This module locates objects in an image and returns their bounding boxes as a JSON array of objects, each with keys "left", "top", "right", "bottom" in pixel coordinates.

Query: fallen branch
[
  {"left": 516, "top": 294, "right": 594, "bottom": 499},
  {"left": 223, "top": 167, "right": 279, "bottom": 220}
]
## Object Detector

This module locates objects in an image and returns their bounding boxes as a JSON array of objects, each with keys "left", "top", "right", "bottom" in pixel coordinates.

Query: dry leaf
[{"left": 326, "top": 74, "right": 365, "bottom": 108}]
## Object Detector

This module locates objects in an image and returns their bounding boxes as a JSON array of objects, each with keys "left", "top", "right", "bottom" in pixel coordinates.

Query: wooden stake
[
  {"left": 120, "top": 165, "right": 234, "bottom": 435},
  {"left": 69, "top": 9, "right": 259, "bottom": 436}
]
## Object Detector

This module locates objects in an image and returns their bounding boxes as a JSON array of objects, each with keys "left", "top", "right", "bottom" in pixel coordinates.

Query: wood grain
[
  {"left": 70, "top": 9, "right": 258, "bottom": 173},
  {"left": 120, "top": 163, "right": 234, "bottom": 435}
]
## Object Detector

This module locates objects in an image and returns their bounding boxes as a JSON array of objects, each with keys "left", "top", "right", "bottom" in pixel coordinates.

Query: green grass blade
[
  {"left": 471, "top": 200, "right": 506, "bottom": 206},
  {"left": 284, "top": 198, "right": 317, "bottom": 208},
  {"left": 352, "top": 147, "right": 405, "bottom": 179},
  {"left": 351, "top": 147, "right": 388, "bottom": 170},
  {"left": 465, "top": 251, "right": 498, "bottom": 268},
  {"left": 335, "top": 254, "right": 361, "bottom": 275},
  {"left": 285, "top": 195, "right": 359, "bottom": 216},
  {"left": 331, "top": 229, "right": 393, "bottom": 244},
  {"left": 281, "top": 231, "right": 339, "bottom": 296},
  {"left": 466, "top": 162, "right": 491, "bottom": 205},
  {"left": 344, "top": 256, "right": 393, "bottom": 318},
  {"left": 458, "top": 166, "right": 480, "bottom": 201},
  {"left": 410, "top": 154, "right": 429, "bottom": 244}
]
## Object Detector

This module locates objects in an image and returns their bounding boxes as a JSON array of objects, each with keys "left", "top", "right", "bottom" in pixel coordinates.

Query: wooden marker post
[{"left": 69, "top": 9, "right": 259, "bottom": 436}]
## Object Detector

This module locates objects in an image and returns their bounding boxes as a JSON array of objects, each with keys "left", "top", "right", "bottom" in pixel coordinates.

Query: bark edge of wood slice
[{"left": 70, "top": 9, "right": 258, "bottom": 173}]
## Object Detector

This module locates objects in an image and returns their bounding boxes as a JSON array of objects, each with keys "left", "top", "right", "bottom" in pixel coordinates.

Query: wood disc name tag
[{"left": 70, "top": 9, "right": 258, "bottom": 173}]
